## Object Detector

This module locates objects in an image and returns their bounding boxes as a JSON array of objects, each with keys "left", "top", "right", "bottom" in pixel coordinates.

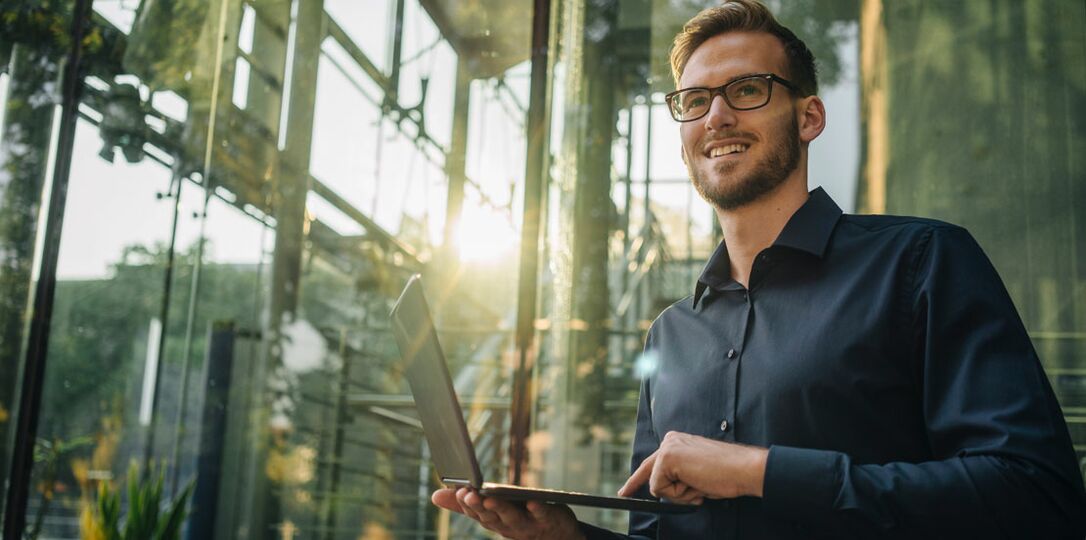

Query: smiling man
[{"left": 431, "top": 1, "right": 1086, "bottom": 538}]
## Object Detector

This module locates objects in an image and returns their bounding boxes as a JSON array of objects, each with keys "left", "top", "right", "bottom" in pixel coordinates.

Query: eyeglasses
[{"left": 664, "top": 74, "right": 797, "bottom": 122}]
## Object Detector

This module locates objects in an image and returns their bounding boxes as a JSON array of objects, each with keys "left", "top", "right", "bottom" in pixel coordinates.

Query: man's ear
[{"left": 797, "top": 95, "right": 826, "bottom": 144}]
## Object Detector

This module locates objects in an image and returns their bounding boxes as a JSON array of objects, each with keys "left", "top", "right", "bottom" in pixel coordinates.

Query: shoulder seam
[{"left": 838, "top": 215, "right": 964, "bottom": 234}]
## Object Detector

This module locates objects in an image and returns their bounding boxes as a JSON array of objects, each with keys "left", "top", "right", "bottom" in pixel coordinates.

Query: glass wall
[
  {"left": 2, "top": 0, "right": 530, "bottom": 537},
  {"left": 869, "top": 0, "right": 1086, "bottom": 485},
  {"left": 527, "top": 0, "right": 864, "bottom": 530},
  {"left": 1, "top": 0, "right": 1083, "bottom": 538}
]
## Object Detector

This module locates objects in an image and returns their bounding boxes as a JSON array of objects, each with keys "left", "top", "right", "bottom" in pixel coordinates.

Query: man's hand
[
  {"left": 617, "top": 431, "right": 769, "bottom": 502},
  {"left": 431, "top": 487, "right": 586, "bottom": 540}
]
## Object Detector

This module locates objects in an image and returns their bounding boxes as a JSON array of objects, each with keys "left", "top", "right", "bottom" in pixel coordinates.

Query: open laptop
[{"left": 390, "top": 274, "right": 695, "bottom": 514}]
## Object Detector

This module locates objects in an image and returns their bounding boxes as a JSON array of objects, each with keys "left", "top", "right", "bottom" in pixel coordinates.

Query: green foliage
[
  {"left": 0, "top": 1, "right": 103, "bottom": 55},
  {"left": 91, "top": 463, "right": 193, "bottom": 540},
  {"left": 27, "top": 436, "right": 95, "bottom": 540}
]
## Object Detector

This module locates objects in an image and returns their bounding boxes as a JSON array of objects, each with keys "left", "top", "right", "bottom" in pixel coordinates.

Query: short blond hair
[{"left": 670, "top": 0, "right": 818, "bottom": 95}]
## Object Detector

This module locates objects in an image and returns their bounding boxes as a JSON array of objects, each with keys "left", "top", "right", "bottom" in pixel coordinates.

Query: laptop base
[{"left": 479, "top": 482, "right": 697, "bottom": 514}]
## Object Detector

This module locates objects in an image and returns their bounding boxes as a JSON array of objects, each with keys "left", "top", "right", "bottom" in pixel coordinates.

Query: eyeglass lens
[{"left": 669, "top": 77, "right": 771, "bottom": 121}]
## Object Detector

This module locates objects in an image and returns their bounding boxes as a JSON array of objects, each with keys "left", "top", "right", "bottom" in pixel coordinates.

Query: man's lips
[
  {"left": 702, "top": 138, "right": 754, "bottom": 158},
  {"left": 709, "top": 143, "right": 749, "bottom": 158}
]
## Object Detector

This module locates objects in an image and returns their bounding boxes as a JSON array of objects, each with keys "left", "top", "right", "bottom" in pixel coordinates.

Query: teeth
[{"left": 709, "top": 144, "right": 749, "bottom": 157}]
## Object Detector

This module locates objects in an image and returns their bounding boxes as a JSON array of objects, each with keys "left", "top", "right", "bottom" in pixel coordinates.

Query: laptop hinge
[{"left": 442, "top": 477, "right": 474, "bottom": 488}]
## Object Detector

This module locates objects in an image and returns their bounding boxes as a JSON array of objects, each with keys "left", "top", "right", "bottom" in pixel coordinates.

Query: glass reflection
[
  {"left": 4, "top": 0, "right": 532, "bottom": 537},
  {"left": 1, "top": 0, "right": 1082, "bottom": 538}
]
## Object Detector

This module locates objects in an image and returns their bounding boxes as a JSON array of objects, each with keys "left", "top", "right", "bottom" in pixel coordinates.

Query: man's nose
[{"left": 703, "top": 93, "right": 737, "bottom": 131}]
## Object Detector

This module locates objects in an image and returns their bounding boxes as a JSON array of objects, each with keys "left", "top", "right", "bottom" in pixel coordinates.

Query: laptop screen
[{"left": 390, "top": 275, "right": 484, "bottom": 488}]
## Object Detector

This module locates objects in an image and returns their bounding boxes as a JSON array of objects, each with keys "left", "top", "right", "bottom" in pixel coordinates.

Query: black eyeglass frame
[{"left": 664, "top": 73, "right": 798, "bottom": 122}]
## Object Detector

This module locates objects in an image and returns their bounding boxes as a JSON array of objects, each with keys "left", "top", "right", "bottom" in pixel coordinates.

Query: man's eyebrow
[
  {"left": 726, "top": 72, "right": 764, "bottom": 84},
  {"left": 681, "top": 72, "right": 766, "bottom": 90}
]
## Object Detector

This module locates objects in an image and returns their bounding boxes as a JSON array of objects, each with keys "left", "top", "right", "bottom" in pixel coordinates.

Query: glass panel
[
  {"left": 4, "top": 0, "right": 533, "bottom": 538},
  {"left": 4, "top": 0, "right": 1083, "bottom": 537},
  {"left": 866, "top": 0, "right": 1086, "bottom": 476},
  {"left": 0, "top": 2, "right": 77, "bottom": 521},
  {"left": 530, "top": 0, "right": 1085, "bottom": 533}
]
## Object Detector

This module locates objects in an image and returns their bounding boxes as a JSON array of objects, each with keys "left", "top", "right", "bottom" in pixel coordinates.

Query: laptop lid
[
  {"left": 390, "top": 274, "right": 484, "bottom": 489},
  {"left": 391, "top": 276, "right": 697, "bottom": 514}
]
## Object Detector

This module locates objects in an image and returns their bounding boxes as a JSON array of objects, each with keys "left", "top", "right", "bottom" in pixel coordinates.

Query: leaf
[
  {"left": 56, "top": 435, "right": 94, "bottom": 454},
  {"left": 154, "top": 479, "right": 194, "bottom": 540},
  {"left": 90, "top": 463, "right": 194, "bottom": 540},
  {"left": 97, "top": 481, "right": 121, "bottom": 540}
]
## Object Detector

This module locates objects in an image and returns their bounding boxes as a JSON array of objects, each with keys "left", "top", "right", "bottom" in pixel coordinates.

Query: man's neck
[{"left": 714, "top": 176, "right": 809, "bottom": 288}]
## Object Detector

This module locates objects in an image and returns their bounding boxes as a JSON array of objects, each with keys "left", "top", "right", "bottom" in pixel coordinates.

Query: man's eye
[
  {"left": 685, "top": 95, "right": 708, "bottom": 109},
  {"left": 734, "top": 84, "right": 763, "bottom": 97}
]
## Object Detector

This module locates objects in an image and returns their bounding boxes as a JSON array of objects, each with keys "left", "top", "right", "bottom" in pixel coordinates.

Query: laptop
[{"left": 390, "top": 274, "right": 695, "bottom": 514}]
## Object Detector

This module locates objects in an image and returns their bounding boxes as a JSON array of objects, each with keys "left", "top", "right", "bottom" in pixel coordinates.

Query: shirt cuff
[{"left": 762, "top": 445, "right": 842, "bottom": 522}]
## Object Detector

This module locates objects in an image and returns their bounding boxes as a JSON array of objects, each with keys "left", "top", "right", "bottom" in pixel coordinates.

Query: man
[{"left": 432, "top": 1, "right": 1086, "bottom": 538}]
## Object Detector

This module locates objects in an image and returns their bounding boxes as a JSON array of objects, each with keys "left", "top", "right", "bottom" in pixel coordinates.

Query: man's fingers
[
  {"left": 664, "top": 484, "right": 708, "bottom": 504},
  {"left": 648, "top": 451, "right": 666, "bottom": 498},
  {"left": 526, "top": 500, "right": 550, "bottom": 520},
  {"left": 455, "top": 488, "right": 485, "bottom": 522},
  {"left": 443, "top": 489, "right": 579, "bottom": 538},
  {"left": 431, "top": 488, "right": 465, "bottom": 514},
  {"left": 618, "top": 450, "right": 657, "bottom": 496},
  {"left": 485, "top": 495, "right": 533, "bottom": 530},
  {"left": 526, "top": 501, "right": 579, "bottom": 533},
  {"left": 672, "top": 482, "right": 688, "bottom": 498},
  {"left": 651, "top": 479, "right": 683, "bottom": 500}
]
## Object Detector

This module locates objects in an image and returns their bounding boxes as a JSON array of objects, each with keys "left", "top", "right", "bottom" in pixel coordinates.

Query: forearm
[{"left": 762, "top": 446, "right": 1086, "bottom": 538}]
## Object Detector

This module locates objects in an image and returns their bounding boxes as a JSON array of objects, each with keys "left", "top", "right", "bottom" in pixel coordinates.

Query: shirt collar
[{"left": 693, "top": 187, "right": 843, "bottom": 309}]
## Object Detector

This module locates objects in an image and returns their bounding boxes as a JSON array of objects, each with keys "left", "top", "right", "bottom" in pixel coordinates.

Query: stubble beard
[{"left": 687, "top": 113, "right": 801, "bottom": 211}]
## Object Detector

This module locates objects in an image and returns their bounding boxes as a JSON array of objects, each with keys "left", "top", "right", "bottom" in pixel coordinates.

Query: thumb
[{"left": 431, "top": 488, "right": 464, "bottom": 514}]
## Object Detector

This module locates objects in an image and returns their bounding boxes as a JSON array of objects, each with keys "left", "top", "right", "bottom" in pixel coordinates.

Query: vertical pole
[
  {"left": 859, "top": 0, "right": 887, "bottom": 214},
  {"left": 509, "top": 0, "right": 553, "bottom": 484},
  {"left": 0, "top": 46, "right": 60, "bottom": 520},
  {"left": 568, "top": 0, "right": 617, "bottom": 452},
  {"left": 388, "top": 0, "right": 407, "bottom": 103},
  {"left": 622, "top": 105, "right": 634, "bottom": 301},
  {"left": 321, "top": 329, "right": 349, "bottom": 540},
  {"left": 258, "top": 0, "right": 325, "bottom": 534},
  {"left": 185, "top": 322, "right": 236, "bottom": 540},
  {"left": 636, "top": 101, "right": 652, "bottom": 325},
  {"left": 2, "top": 0, "right": 92, "bottom": 537},
  {"left": 440, "top": 56, "right": 472, "bottom": 290},
  {"left": 642, "top": 102, "right": 652, "bottom": 236},
  {"left": 156, "top": 171, "right": 183, "bottom": 489},
  {"left": 622, "top": 104, "right": 637, "bottom": 368}
]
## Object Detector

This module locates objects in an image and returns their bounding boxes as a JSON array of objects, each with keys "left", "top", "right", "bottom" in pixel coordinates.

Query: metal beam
[
  {"left": 439, "top": 55, "right": 472, "bottom": 286},
  {"left": 3, "top": 1, "right": 93, "bottom": 537},
  {"left": 308, "top": 175, "right": 421, "bottom": 264},
  {"left": 323, "top": 14, "right": 391, "bottom": 91},
  {"left": 347, "top": 394, "right": 511, "bottom": 409},
  {"left": 509, "top": 0, "right": 553, "bottom": 486}
]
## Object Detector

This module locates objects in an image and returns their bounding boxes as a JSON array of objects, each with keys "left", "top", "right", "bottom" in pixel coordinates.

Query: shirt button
[
  {"left": 720, "top": 419, "right": 729, "bottom": 432},
  {"left": 727, "top": 348, "right": 737, "bottom": 359}
]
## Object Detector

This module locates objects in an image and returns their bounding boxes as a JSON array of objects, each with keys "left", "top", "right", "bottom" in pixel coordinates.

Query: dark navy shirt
[{"left": 582, "top": 188, "right": 1086, "bottom": 539}]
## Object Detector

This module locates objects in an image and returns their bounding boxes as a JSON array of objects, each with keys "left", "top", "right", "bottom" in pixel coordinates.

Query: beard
[{"left": 686, "top": 113, "right": 800, "bottom": 211}]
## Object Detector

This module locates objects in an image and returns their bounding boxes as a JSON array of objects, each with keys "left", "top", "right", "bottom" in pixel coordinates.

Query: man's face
[{"left": 678, "top": 31, "right": 801, "bottom": 211}]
